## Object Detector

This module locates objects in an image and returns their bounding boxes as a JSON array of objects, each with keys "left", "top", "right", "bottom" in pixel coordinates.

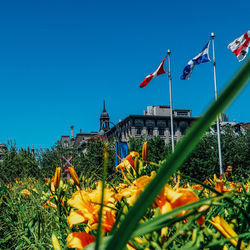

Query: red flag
[
  {"left": 139, "top": 57, "right": 166, "bottom": 88},
  {"left": 228, "top": 31, "right": 250, "bottom": 61}
]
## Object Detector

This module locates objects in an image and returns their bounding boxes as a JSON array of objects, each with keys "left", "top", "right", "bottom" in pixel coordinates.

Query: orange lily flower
[
  {"left": 116, "top": 171, "right": 156, "bottom": 206},
  {"left": 66, "top": 232, "right": 95, "bottom": 249},
  {"left": 20, "top": 189, "right": 31, "bottom": 197},
  {"left": 115, "top": 151, "right": 139, "bottom": 172},
  {"left": 155, "top": 185, "right": 206, "bottom": 225},
  {"left": 209, "top": 215, "right": 244, "bottom": 249},
  {"left": 115, "top": 151, "right": 140, "bottom": 184},
  {"left": 67, "top": 181, "right": 117, "bottom": 232}
]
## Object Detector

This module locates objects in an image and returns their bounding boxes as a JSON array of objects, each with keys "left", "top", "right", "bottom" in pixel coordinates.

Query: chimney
[
  {"left": 31, "top": 145, "right": 35, "bottom": 155},
  {"left": 70, "top": 125, "right": 74, "bottom": 139}
]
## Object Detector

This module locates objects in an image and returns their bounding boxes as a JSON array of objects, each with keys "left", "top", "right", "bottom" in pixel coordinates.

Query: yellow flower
[
  {"left": 155, "top": 185, "right": 206, "bottom": 225},
  {"left": 54, "top": 167, "right": 61, "bottom": 191},
  {"left": 209, "top": 215, "right": 244, "bottom": 248},
  {"left": 116, "top": 171, "right": 156, "bottom": 206},
  {"left": 171, "top": 188, "right": 200, "bottom": 209},
  {"left": 66, "top": 232, "right": 95, "bottom": 249},
  {"left": 142, "top": 142, "right": 148, "bottom": 161},
  {"left": 115, "top": 151, "right": 140, "bottom": 183},
  {"left": 68, "top": 166, "right": 80, "bottom": 186},
  {"left": 67, "top": 210, "right": 86, "bottom": 228},
  {"left": 67, "top": 182, "right": 117, "bottom": 232},
  {"left": 52, "top": 233, "right": 61, "bottom": 250},
  {"left": 20, "top": 189, "right": 31, "bottom": 197},
  {"left": 116, "top": 151, "right": 139, "bottom": 171}
]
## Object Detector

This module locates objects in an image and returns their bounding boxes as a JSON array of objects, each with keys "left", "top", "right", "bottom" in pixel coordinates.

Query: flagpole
[
  {"left": 211, "top": 33, "right": 223, "bottom": 176},
  {"left": 167, "top": 49, "right": 175, "bottom": 153}
]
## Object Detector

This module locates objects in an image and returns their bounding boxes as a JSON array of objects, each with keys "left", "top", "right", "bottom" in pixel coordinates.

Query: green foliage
[
  {"left": 147, "top": 136, "right": 168, "bottom": 163},
  {"left": 181, "top": 126, "right": 250, "bottom": 182},
  {"left": 128, "top": 136, "right": 170, "bottom": 163},
  {"left": 0, "top": 179, "right": 63, "bottom": 249},
  {"left": 0, "top": 139, "right": 116, "bottom": 185},
  {"left": 76, "top": 138, "right": 116, "bottom": 183},
  {"left": 127, "top": 126, "right": 250, "bottom": 182},
  {"left": 0, "top": 142, "right": 39, "bottom": 183},
  {"left": 38, "top": 142, "right": 79, "bottom": 179},
  {"left": 128, "top": 136, "right": 144, "bottom": 153}
]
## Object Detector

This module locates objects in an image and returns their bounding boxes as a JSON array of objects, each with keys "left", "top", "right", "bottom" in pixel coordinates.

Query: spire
[
  {"left": 100, "top": 100, "right": 110, "bottom": 132},
  {"left": 103, "top": 100, "right": 106, "bottom": 112}
]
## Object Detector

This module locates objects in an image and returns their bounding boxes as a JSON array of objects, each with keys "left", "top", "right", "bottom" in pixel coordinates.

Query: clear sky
[{"left": 0, "top": 0, "right": 249, "bottom": 149}]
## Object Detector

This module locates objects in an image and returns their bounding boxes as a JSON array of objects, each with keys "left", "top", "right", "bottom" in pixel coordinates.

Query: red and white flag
[
  {"left": 228, "top": 31, "right": 250, "bottom": 62},
  {"left": 139, "top": 57, "right": 166, "bottom": 88}
]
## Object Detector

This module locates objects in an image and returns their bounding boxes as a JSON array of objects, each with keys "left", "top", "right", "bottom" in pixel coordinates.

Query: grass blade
[{"left": 95, "top": 143, "right": 109, "bottom": 250}]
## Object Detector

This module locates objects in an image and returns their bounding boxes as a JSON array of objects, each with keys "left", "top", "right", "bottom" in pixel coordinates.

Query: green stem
[{"left": 95, "top": 144, "right": 109, "bottom": 250}]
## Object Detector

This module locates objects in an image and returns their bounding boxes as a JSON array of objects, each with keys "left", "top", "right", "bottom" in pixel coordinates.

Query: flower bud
[
  {"left": 54, "top": 168, "right": 61, "bottom": 191},
  {"left": 142, "top": 142, "right": 148, "bottom": 161},
  {"left": 52, "top": 233, "right": 61, "bottom": 250},
  {"left": 68, "top": 167, "right": 80, "bottom": 187}
]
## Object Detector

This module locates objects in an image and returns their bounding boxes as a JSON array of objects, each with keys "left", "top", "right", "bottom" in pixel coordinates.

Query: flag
[
  {"left": 120, "top": 142, "right": 128, "bottom": 159},
  {"left": 180, "top": 41, "right": 211, "bottom": 80},
  {"left": 228, "top": 31, "right": 250, "bottom": 62},
  {"left": 115, "top": 142, "right": 128, "bottom": 166},
  {"left": 139, "top": 57, "right": 166, "bottom": 88}
]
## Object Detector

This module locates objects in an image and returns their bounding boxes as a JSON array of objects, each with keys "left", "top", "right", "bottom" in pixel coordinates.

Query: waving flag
[
  {"left": 228, "top": 31, "right": 250, "bottom": 62},
  {"left": 139, "top": 57, "right": 166, "bottom": 88},
  {"left": 181, "top": 41, "right": 211, "bottom": 80}
]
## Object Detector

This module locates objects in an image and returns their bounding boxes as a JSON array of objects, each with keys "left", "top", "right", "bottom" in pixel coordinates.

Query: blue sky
[{"left": 0, "top": 0, "right": 249, "bottom": 149}]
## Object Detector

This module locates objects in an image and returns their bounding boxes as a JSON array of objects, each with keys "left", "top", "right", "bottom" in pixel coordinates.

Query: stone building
[
  {"left": 60, "top": 104, "right": 197, "bottom": 150},
  {"left": 60, "top": 102, "right": 110, "bottom": 151},
  {"left": 105, "top": 105, "right": 196, "bottom": 144}
]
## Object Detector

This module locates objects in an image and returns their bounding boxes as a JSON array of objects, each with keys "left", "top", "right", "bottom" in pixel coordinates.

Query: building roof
[{"left": 100, "top": 100, "right": 109, "bottom": 119}]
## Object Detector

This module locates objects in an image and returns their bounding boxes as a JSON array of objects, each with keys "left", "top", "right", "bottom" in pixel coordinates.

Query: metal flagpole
[
  {"left": 167, "top": 49, "right": 175, "bottom": 153},
  {"left": 211, "top": 33, "right": 223, "bottom": 176}
]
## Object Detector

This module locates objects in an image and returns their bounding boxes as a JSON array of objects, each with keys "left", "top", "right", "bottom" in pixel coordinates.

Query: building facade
[
  {"left": 59, "top": 102, "right": 109, "bottom": 151},
  {"left": 105, "top": 106, "right": 196, "bottom": 144},
  {"left": 60, "top": 104, "right": 197, "bottom": 150}
]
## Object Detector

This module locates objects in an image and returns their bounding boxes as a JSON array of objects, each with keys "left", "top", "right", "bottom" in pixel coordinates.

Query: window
[
  {"left": 147, "top": 127, "right": 153, "bottom": 135},
  {"left": 176, "top": 111, "right": 188, "bottom": 116},
  {"left": 136, "top": 127, "right": 142, "bottom": 135},
  {"left": 180, "top": 126, "right": 186, "bottom": 135},
  {"left": 63, "top": 141, "right": 69, "bottom": 147},
  {"left": 159, "top": 128, "right": 164, "bottom": 136}
]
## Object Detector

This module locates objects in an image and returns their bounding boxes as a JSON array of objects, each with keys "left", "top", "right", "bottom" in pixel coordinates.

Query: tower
[{"left": 100, "top": 101, "right": 110, "bottom": 132}]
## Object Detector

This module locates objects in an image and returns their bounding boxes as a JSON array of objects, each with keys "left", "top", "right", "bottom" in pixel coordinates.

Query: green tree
[
  {"left": 128, "top": 136, "right": 144, "bottom": 153},
  {"left": 79, "top": 138, "right": 116, "bottom": 182},
  {"left": 220, "top": 125, "right": 250, "bottom": 181},
  {"left": 38, "top": 142, "right": 81, "bottom": 178},
  {"left": 181, "top": 126, "right": 250, "bottom": 181},
  {"left": 147, "top": 136, "right": 167, "bottom": 163},
  {"left": 128, "top": 136, "right": 170, "bottom": 163},
  {"left": 0, "top": 142, "right": 39, "bottom": 183}
]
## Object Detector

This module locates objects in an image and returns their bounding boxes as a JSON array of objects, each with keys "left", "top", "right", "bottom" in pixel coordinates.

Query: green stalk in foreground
[
  {"left": 95, "top": 142, "right": 109, "bottom": 250},
  {"left": 106, "top": 59, "right": 250, "bottom": 249}
]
